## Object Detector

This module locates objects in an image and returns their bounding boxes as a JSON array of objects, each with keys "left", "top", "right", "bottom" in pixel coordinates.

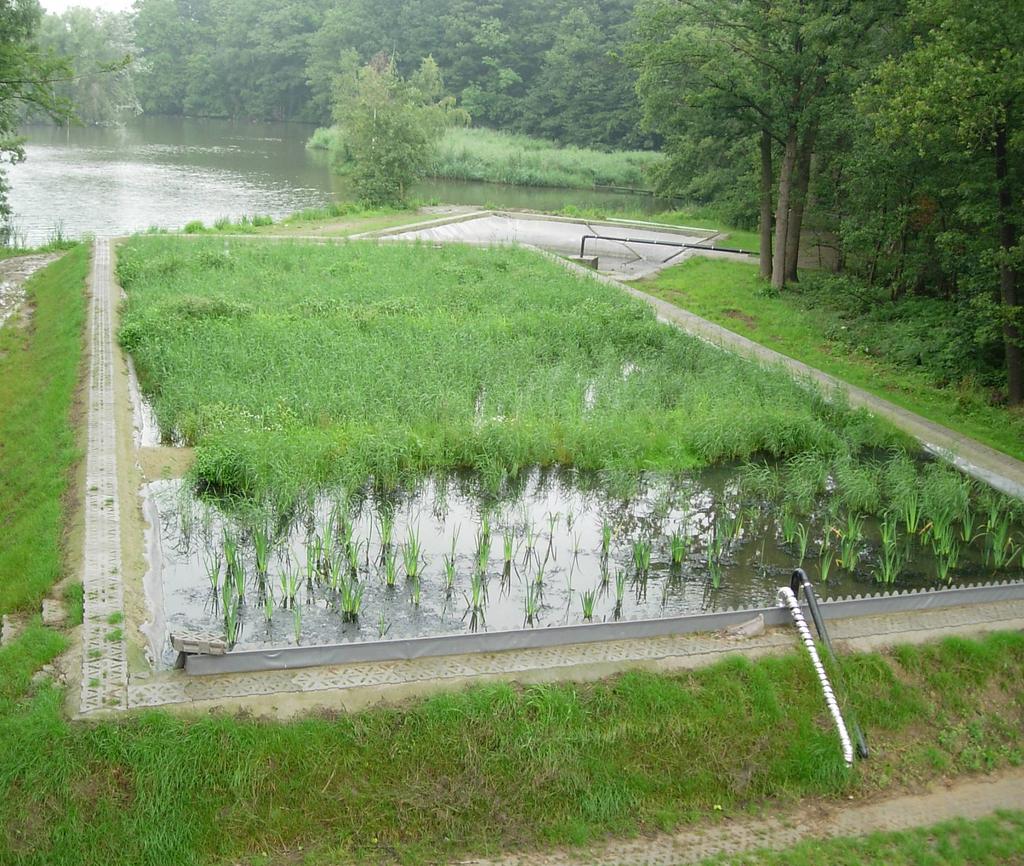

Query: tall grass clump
[
  {"left": 116, "top": 238, "right": 905, "bottom": 510},
  {"left": 312, "top": 125, "right": 663, "bottom": 190}
]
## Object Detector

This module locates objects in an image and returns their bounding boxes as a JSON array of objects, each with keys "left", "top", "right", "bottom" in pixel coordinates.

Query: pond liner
[{"left": 179, "top": 579, "right": 1024, "bottom": 675}]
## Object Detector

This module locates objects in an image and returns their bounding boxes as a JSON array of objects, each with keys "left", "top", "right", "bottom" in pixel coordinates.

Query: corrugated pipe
[{"left": 778, "top": 586, "right": 855, "bottom": 768}]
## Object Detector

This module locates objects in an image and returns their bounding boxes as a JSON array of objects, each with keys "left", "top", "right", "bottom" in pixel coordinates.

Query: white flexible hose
[{"left": 778, "top": 586, "right": 854, "bottom": 767}]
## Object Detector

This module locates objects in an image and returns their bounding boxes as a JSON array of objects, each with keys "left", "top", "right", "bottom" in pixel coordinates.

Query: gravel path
[{"left": 455, "top": 768, "right": 1024, "bottom": 866}]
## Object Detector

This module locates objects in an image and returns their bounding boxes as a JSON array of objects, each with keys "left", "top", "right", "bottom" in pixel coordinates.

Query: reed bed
[{"left": 118, "top": 237, "right": 902, "bottom": 509}]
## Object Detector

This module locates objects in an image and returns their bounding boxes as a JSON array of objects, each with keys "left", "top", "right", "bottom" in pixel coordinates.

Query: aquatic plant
[
  {"left": 632, "top": 539, "right": 652, "bottom": 576},
  {"left": 581, "top": 589, "right": 597, "bottom": 622},
  {"left": 340, "top": 574, "right": 364, "bottom": 621},
  {"left": 524, "top": 519, "right": 536, "bottom": 555},
  {"left": 410, "top": 574, "right": 422, "bottom": 606},
  {"left": 876, "top": 516, "right": 903, "bottom": 584},
  {"left": 614, "top": 570, "right": 626, "bottom": 617},
  {"left": 780, "top": 509, "right": 798, "bottom": 546},
  {"left": 384, "top": 548, "right": 399, "bottom": 588},
  {"left": 347, "top": 537, "right": 362, "bottom": 577},
  {"left": 705, "top": 528, "right": 724, "bottom": 589},
  {"left": 794, "top": 523, "right": 810, "bottom": 567},
  {"left": 203, "top": 549, "right": 222, "bottom": 592},
  {"left": 223, "top": 585, "right": 239, "bottom": 647},
  {"left": 403, "top": 526, "right": 423, "bottom": 580},
  {"left": 292, "top": 604, "right": 302, "bottom": 643},
  {"left": 669, "top": 529, "right": 687, "bottom": 566},
  {"left": 601, "top": 520, "right": 612, "bottom": 559},
  {"left": 984, "top": 505, "right": 1017, "bottom": 569},
  {"left": 253, "top": 524, "right": 272, "bottom": 581},
  {"left": 468, "top": 568, "right": 486, "bottom": 612},
  {"left": 818, "top": 532, "right": 834, "bottom": 583},
  {"left": 524, "top": 581, "right": 541, "bottom": 624},
  {"left": 262, "top": 585, "right": 273, "bottom": 622},
  {"left": 837, "top": 514, "right": 863, "bottom": 572},
  {"left": 377, "top": 611, "right": 389, "bottom": 639},
  {"left": 279, "top": 564, "right": 300, "bottom": 608},
  {"left": 502, "top": 527, "right": 514, "bottom": 567},
  {"left": 377, "top": 510, "right": 394, "bottom": 556}
]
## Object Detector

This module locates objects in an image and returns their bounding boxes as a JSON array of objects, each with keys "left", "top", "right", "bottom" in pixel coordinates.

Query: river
[{"left": 8, "top": 117, "right": 669, "bottom": 245}]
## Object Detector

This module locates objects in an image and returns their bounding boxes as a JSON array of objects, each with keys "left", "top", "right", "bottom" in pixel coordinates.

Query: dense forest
[
  {"left": 18, "top": 0, "right": 1024, "bottom": 404},
  {"left": 37, "top": 0, "right": 648, "bottom": 149}
]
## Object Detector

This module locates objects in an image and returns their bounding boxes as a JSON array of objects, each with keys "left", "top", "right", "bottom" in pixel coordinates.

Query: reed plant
[
  {"left": 838, "top": 513, "right": 864, "bottom": 572},
  {"left": 669, "top": 529, "right": 687, "bottom": 566},
  {"left": 403, "top": 527, "right": 423, "bottom": 580},
  {"left": 581, "top": 589, "right": 597, "bottom": 622},
  {"left": 632, "top": 539, "right": 652, "bottom": 577},
  {"left": 119, "top": 238, "right": 907, "bottom": 508},
  {"left": 614, "top": 569, "right": 626, "bottom": 616},
  {"left": 601, "top": 520, "right": 612, "bottom": 559},
  {"left": 340, "top": 574, "right": 364, "bottom": 621}
]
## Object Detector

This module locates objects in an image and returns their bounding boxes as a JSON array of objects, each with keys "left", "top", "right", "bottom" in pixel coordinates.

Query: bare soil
[{"left": 454, "top": 767, "right": 1024, "bottom": 866}]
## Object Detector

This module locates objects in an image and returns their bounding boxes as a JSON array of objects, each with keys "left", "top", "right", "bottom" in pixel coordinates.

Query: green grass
[
  {"left": 0, "top": 246, "right": 87, "bottom": 614},
  {"left": 642, "top": 257, "right": 1024, "bottom": 462},
  {"left": 115, "top": 237, "right": 903, "bottom": 506},
  {"left": 698, "top": 812, "right": 1024, "bottom": 865},
  {"left": 312, "top": 125, "right": 663, "bottom": 190},
  {"left": 1, "top": 629, "right": 1022, "bottom": 864}
]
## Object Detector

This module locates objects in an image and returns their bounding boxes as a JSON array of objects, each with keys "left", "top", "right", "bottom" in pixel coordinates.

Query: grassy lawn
[
  {"left": 115, "top": 237, "right": 903, "bottom": 506},
  {"left": 1, "top": 628, "right": 1022, "bottom": 864},
  {"left": 0, "top": 245, "right": 88, "bottom": 615},
  {"left": 642, "top": 258, "right": 1024, "bottom": 463},
  {"left": 699, "top": 812, "right": 1024, "bottom": 865}
]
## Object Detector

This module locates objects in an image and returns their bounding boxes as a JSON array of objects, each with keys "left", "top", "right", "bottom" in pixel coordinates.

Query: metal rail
[
  {"left": 791, "top": 569, "right": 870, "bottom": 759},
  {"left": 178, "top": 579, "right": 1024, "bottom": 675},
  {"left": 579, "top": 233, "right": 755, "bottom": 259}
]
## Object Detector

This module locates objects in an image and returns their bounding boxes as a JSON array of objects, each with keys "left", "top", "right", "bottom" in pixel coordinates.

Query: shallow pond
[{"left": 143, "top": 467, "right": 1021, "bottom": 667}]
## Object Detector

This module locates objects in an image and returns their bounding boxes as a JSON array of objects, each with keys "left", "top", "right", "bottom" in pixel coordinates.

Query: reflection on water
[
  {"left": 144, "top": 468, "right": 1017, "bottom": 667},
  {"left": 8, "top": 117, "right": 672, "bottom": 244}
]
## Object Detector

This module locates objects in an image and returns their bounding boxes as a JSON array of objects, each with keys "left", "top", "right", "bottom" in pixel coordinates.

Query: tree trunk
[
  {"left": 759, "top": 128, "right": 773, "bottom": 281},
  {"left": 784, "top": 125, "right": 817, "bottom": 282},
  {"left": 772, "top": 126, "right": 797, "bottom": 291},
  {"left": 995, "top": 124, "right": 1022, "bottom": 405}
]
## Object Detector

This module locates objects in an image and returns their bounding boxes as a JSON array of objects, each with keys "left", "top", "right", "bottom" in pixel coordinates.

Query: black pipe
[
  {"left": 579, "top": 233, "right": 755, "bottom": 259},
  {"left": 790, "top": 568, "right": 870, "bottom": 760}
]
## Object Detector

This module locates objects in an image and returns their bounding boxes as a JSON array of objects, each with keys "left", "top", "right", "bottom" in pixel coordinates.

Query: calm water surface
[{"left": 9, "top": 117, "right": 670, "bottom": 244}]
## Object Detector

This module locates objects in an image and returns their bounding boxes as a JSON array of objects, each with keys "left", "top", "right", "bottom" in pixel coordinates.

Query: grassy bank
[
  {"left": 115, "top": 237, "right": 903, "bottom": 505},
  {"left": 698, "top": 812, "right": 1024, "bottom": 865},
  {"left": 2, "top": 629, "right": 1023, "bottom": 864},
  {"left": 311, "top": 125, "right": 663, "bottom": 190},
  {"left": 643, "top": 258, "right": 1024, "bottom": 463},
  {"left": 0, "top": 246, "right": 88, "bottom": 614}
]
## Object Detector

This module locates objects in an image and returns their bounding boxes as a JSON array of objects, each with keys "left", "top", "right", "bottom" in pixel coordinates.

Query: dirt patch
[
  {"left": 138, "top": 446, "right": 196, "bottom": 481},
  {"left": 723, "top": 308, "right": 757, "bottom": 328},
  {"left": 0, "top": 252, "right": 63, "bottom": 332},
  {"left": 453, "top": 768, "right": 1024, "bottom": 866}
]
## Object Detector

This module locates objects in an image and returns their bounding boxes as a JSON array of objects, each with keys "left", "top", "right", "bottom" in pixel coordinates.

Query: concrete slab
[{"left": 380, "top": 213, "right": 740, "bottom": 279}]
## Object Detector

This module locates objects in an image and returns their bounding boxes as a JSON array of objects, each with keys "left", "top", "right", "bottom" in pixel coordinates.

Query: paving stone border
[{"left": 79, "top": 238, "right": 128, "bottom": 715}]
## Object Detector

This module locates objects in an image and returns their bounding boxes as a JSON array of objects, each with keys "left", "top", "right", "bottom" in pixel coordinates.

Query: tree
[
  {"left": 334, "top": 55, "right": 467, "bottom": 206},
  {"left": 38, "top": 8, "right": 139, "bottom": 126},
  {"left": 866, "top": 0, "right": 1024, "bottom": 404},
  {"left": 0, "top": 0, "right": 73, "bottom": 229},
  {"left": 632, "top": 0, "right": 898, "bottom": 286}
]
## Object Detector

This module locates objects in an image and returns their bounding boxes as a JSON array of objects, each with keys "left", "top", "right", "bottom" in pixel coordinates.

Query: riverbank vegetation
[
  {"left": 116, "top": 236, "right": 905, "bottom": 507},
  {"left": 2, "top": 627, "right": 1022, "bottom": 863},
  {"left": 312, "top": 126, "right": 663, "bottom": 192},
  {"left": 0, "top": 246, "right": 88, "bottom": 614},
  {"left": 633, "top": 0, "right": 1023, "bottom": 407},
  {"left": 644, "top": 259, "right": 1024, "bottom": 463},
  {"left": 40, "top": 0, "right": 648, "bottom": 149}
]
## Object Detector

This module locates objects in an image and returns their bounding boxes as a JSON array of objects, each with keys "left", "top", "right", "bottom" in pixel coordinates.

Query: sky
[{"left": 41, "top": 0, "right": 134, "bottom": 13}]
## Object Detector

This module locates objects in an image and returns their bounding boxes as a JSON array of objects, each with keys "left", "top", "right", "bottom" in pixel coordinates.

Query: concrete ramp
[{"left": 376, "top": 212, "right": 740, "bottom": 280}]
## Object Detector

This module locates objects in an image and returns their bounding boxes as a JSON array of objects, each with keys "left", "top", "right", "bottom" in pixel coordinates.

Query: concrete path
[
  {"left": 455, "top": 769, "right": 1024, "bottom": 866},
  {"left": 377, "top": 212, "right": 745, "bottom": 280},
  {"left": 79, "top": 237, "right": 128, "bottom": 714}
]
